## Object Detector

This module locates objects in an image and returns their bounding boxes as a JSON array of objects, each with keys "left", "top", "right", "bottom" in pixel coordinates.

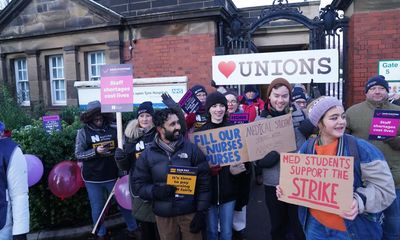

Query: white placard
[
  {"left": 379, "top": 60, "right": 400, "bottom": 81},
  {"left": 212, "top": 49, "right": 339, "bottom": 85}
]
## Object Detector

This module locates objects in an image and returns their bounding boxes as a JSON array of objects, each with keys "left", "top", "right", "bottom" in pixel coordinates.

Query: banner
[
  {"left": 190, "top": 114, "right": 296, "bottom": 166},
  {"left": 100, "top": 64, "right": 133, "bottom": 112},
  {"left": 279, "top": 153, "right": 354, "bottom": 215},
  {"left": 369, "top": 109, "right": 400, "bottom": 140},
  {"left": 212, "top": 49, "right": 339, "bottom": 85}
]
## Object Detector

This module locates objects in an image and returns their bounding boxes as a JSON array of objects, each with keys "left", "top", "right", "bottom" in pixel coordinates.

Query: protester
[
  {"left": 196, "top": 91, "right": 249, "bottom": 240},
  {"left": 277, "top": 96, "right": 396, "bottom": 240},
  {"left": 75, "top": 101, "right": 138, "bottom": 240},
  {"left": 186, "top": 85, "right": 208, "bottom": 132},
  {"left": 238, "top": 85, "right": 265, "bottom": 122},
  {"left": 0, "top": 121, "right": 29, "bottom": 240},
  {"left": 292, "top": 87, "right": 308, "bottom": 110},
  {"left": 223, "top": 90, "right": 251, "bottom": 240},
  {"left": 114, "top": 101, "right": 159, "bottom": 240},
  {"left": 256, "top": 78, "right": 307, "bottom": 240},
  {"left": 346, "top": 75, "right": 400, "bottom": 240},
  {"left": 132, "top": 108, "right": 210, "bottom": 240}
]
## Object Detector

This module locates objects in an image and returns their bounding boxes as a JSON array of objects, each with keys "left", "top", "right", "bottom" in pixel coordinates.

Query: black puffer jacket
[
  {"left": 132, "top": 136, "right": 211, "bottom": 217},
  {"left": 197, "top": 121, "right": 250, "bottom": 206}
]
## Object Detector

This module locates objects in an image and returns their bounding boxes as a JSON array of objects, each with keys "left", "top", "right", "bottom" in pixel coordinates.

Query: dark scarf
[
  {"left": 154, "top": 133, "right": 181, "bottom": 154},
  {"left": 260, "top": 103, "right": 291, "bottom": 118}
]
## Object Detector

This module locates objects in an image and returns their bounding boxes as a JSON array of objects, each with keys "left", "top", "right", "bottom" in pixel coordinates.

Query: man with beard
[{"left": 132, "top": 108, "right": 211, "bottom": 240}]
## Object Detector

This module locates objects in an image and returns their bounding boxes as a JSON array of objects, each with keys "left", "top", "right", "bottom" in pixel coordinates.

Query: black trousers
[
  {"left": 264, "top": 185, "right": 305, "bottom": 240},
  {"left": 138, "top": 220, "right": 160, "bottom": 240}
]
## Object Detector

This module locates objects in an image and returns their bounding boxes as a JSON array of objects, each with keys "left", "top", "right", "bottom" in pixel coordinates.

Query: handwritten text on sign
[
  {"left": 190, "top": 114, "right": 296, "bottom": 166},
  {"left": 279, "top": 153, "right": 354, "bottom": 215}
]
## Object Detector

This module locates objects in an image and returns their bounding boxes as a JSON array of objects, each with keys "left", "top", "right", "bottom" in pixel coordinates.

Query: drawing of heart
[{"left": 218, "top": 61, "right": 236, "bottom": 78}]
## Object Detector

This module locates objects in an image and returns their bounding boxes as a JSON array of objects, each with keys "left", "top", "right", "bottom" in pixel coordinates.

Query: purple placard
[
  {"left": 368, "top": 109, "right": 400, "bottom": 140},
  {"left": 178, "top": 90, "right": 201, "bottom": 114},
  {"left": 42, "top": 115, "right": 62, "bottom": 134},
  {"left": 229, "top": 113, "right": 250, "bottom": 124}
]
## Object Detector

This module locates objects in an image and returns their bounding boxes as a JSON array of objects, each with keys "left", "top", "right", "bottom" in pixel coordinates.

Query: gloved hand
[
  {"left": 190, "top": 211, "right": 207, "bottom": 233},
  {"left": 114, "top": 148, "right": 131, "bottom": 171},
  {"left": 298, "top": 119, "right": 316, "bottom": 138},
  {"left": 13, "top": 234, "right": 27, "bottom": 240},
  {"left": 152, "top": 185, "right": 176, "bottom": 200},
  {"left": 161, "top": 93, "right": 179, "bottom": 109},
  {"left": 210, "top": 165, "right": 222, "bottom": 176},
  {"left": 229, "top": 163, "right": 246, "bottom": 175},
  {"left": 257, "top": 151, "right": 280, "bottom": 168}
]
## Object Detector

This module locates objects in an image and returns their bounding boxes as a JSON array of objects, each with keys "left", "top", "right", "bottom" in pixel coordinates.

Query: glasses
[{"left": 227, "top": 100, "right": 238, "bottom": 104}]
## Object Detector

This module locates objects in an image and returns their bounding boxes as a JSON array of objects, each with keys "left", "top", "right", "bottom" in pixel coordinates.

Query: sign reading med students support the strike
[
  {"left": 279, "top": 153, "right": 354, "bottom": 215},
  {"left": 212, "top": 49, "right": 339, "bottom": 85},
  {"left": 369, "top": 109, "right": 400, "bottom": 140},
  {"left": 190, "top": 114, "right": 296, "bottom": 166},
  {"left": 100, "top": 64, "right": 133, "bottom": 112}
]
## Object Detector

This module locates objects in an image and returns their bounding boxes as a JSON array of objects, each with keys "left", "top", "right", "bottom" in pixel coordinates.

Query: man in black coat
[{"left": 132, "top": 108, "right": 211, "bottom": 240}]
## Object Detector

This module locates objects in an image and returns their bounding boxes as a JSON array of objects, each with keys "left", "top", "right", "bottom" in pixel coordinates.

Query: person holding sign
[
  {"left": 346, "top": 75, "right": 400, "bottom": 240},
  {"left": 114, "top": 101, "right": 160, "bottom": 240},
  {"left": 186, "top": 85, "right": 208, "bottom": 132},
  {"left": 237, "top": 85, "right": 265, "bottom": 122},
  {"left": 256, "top": 78, "right": 309, "bottom": 240},
  {"left": 75, "top": 101, "right": 138, "bottom": 240},
  {"left": 196, "top": 91, "right": 250, "bottom": 240},
  {"left": 278, "top": 96, "right": 396, "bottom": 240},
  {"left": 132, "top": 108, "right": 210, "bottom": 240}
]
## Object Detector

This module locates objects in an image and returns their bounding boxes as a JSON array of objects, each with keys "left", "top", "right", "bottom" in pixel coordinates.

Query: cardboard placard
[
  {"left": 178, "top": 90, "right": 202, "bottom": 114},
  {"left": 368, "top": 109, "right": 400, "bottom": 140},
  {"left": 279, "top": 153, "right": 354, "bottom": 215},
  {"left": 190, "top": 114, "right": 296, "bottom": 166},
  {"left": 166, "top": 166, "right": 198, "bottom": 197}
]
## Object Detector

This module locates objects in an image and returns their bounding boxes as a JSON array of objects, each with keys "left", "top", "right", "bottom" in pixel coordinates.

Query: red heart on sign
[{"left": 218, "top": 61, "right": 236, "bottom": 78}]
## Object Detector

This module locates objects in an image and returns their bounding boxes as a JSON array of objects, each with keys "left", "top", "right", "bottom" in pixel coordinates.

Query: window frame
[
  {"left": 87, "top": 51, "right": 105, "bottom": 81},
  {"left": 48, "top": 55, "right": 67, "bottom": 106},
  {"left": 14, "top": 58, "right": 30, "bottom": 106}
]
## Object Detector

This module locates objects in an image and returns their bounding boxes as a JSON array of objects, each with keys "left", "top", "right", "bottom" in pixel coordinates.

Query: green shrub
[{"left": 0, "top": 84, "right": 32, "bottom": 129}]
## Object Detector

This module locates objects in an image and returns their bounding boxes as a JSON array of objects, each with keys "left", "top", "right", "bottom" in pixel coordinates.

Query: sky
[{"left": 231, "top": 0, "right": 333, "bottom": 9}]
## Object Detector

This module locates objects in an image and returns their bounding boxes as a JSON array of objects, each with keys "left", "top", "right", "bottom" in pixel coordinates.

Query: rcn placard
[{"left": 212, "top": 49, "right": 339, "bottom": 85}]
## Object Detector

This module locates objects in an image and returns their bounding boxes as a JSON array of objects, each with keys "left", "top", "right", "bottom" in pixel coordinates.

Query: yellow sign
[{"left": 166, "top": 166, "right": 198, "bottom": 195}]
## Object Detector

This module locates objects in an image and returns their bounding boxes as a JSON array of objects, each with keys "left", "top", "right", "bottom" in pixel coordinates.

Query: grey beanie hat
[{"left": 308, "top": 96, "right": 343, "bottom": 127}]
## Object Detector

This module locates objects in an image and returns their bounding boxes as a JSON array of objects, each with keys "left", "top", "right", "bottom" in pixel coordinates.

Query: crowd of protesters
[{"left": 1, "top": 74, "right": 397, "bottom": 240}]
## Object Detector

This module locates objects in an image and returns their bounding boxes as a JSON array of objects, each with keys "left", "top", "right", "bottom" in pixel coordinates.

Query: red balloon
[{"left": 48, "top": 161, "right": 81, "bottom": 200}]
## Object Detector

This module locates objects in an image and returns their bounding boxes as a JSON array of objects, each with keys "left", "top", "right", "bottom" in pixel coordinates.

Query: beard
[{"left": 164, "top": 129, "right": 181, "bottom": 142}]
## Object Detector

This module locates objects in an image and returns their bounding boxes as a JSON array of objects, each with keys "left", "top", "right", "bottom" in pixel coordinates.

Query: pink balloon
[
  {"left": 48, "top": 161, "right": 81, "bottom": 200},
  {"left": 114, "top": 175, "right": 132, "bottom": 210},
  {"left": 24, "top": 154, "right": 44, "bottom": 187}
]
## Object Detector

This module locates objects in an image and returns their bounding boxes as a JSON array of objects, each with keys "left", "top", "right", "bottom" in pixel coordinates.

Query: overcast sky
[{"left": 232, "top": 0, "right": 333, "bottom": 9}]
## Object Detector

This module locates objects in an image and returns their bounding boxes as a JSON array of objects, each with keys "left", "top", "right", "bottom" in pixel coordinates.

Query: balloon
[
  {"left": 114, "top": 175, "right": 132, "bottom": 210},
  {"left": 24, "top": 154, "right": 44, "bottom": 187},
  {"left": 48, "top": 161, "right": 81, "bottom": 200}
]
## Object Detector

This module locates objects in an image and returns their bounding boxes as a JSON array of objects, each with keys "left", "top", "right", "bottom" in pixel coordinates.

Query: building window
[
  {"left": 14, "top": 58, "right": 30, "bottom": 106},
  {"left": 88, "top": 51, "right": 105, "bottom": 81},
  {"left": 49, "top": 55, "right": 66, "bottom": 105}
]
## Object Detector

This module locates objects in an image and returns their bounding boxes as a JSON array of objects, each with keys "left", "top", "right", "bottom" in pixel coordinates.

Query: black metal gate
[{"left": 222, "top": 0, "right": 349, "bottom": 105}]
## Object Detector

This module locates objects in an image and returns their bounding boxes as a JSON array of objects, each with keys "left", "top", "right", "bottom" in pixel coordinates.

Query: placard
[
  {"left": 369, "top": 109, "right": 400, "bottom": 140},
  {"left": 190, "top": 114, "right": 296, "bottom": 166},
  {"left": 279, "top": 153, "right": 354, "bottom": 215},
  {"left": 42, "top": 115, "right": 62, "bottom": 134},
  {"left": 100, "top": 64, "right": 133, "bottom": 112},
  {"left": 212, "top": 49, "right": 339, "bottom": 85},
  {"left": 229, "top": 113, "right": 249, "bottom": 124},
  {"left": 166, "top": 166, "right": 198, "bottom": 197},
  {"left": 179, "top": 90, "right": 202, "bottom": 114},
  {"left": 379, "top": 60, "right": 400, "bottom": 81}
]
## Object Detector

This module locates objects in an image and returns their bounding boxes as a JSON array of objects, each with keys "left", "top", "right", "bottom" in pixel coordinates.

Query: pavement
[{"left": 28, "top": 174, "right": 272, "bottom": 240}]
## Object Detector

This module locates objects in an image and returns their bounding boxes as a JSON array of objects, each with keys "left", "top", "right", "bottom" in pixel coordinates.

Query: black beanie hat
[
  {"left": 365, "top": 75, "right": 389, "bottom": 93},
  {"left": 190, "top": 85, "right": 207, "bottom": 96},
  {"left": 137, "top": 101, "right": 154, "bottom": 116},
  {"left": 292, "top": 87, "right": 306, "bottom": 102},
  {"left": 244, "top": 85, "right": 257, "bottom": 94},
  {"left": 205, "top": 91, "right": 228, "bottom": 113}
]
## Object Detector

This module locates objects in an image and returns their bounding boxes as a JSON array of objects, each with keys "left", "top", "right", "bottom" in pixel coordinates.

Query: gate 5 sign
[
  {"left": 278, "top": 153, "right": 354, "bottom": 215},
  {"left": 212, "top": 49, "right": 339, "bottom": 85},
  {"left": 379, "top": 60, "right": 400, "bottom": 81}
]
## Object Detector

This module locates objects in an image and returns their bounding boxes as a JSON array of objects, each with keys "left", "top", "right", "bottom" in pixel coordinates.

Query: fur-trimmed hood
[{"left": 124, "top": 119, "right": 155, "bottom": 140}]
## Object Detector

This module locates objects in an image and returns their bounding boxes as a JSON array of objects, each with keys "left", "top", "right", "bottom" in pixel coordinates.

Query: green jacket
[{"left": 346, "top": 99, "right": 400, "bottom": 187}]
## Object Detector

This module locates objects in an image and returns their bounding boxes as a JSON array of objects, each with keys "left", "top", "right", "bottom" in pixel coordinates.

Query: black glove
[
  {"left": 152, "top": 185, "right": 176, "bottom": 200},
  {"left": 161, "top": 93, "right": 179, "bottom": 109},
  {"left": 13, "top": 234, "right": 27, "bottom": 240},
  {"left": 298, "top": 119, "right": 316, "bottom": 139},
  {"left": 211, "top": 80, "right": 217, "bottom": 88},
  {"left": 190, "top": 211, "right": 207, "bottom": 233},
  {"left": 258, "top": 151, "right": 280, "bottom": 168},
  {"left": 114, "top": 148, "right": 130, "bottom": 171}
]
